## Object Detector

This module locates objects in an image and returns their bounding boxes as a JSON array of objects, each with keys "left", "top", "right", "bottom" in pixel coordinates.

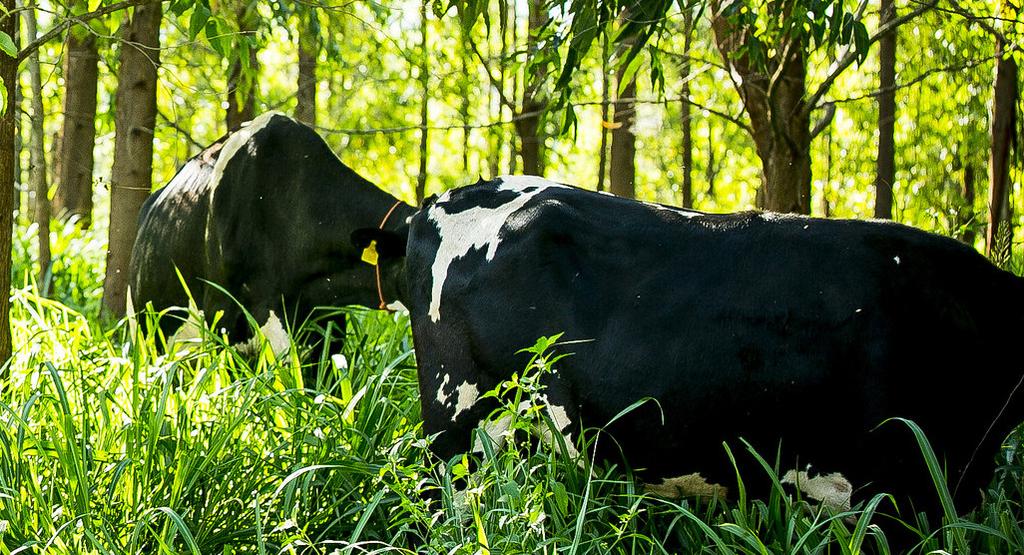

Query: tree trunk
[
  {"left": 516, "top": 0, "right": 547, "bottom": 176},
  {"left": 0, "top": 0, "right": 18, "bottom": 365},
  {"left": 416, "top": 0, "right": 429, "bottom": 204},
  {"left": 460, "top": 24, "right": 471, "bottom": 174},
  {"left": 53, "top": 17, "right": 99, "bottom": 227},
  {"left": 711, "top": 11, "right": 812, "bottom": 214},
  {"left": 26, "top": 3, "right": 50, "bottom": 294},
  {"left": 597, "top": 29, "right": 610, "bottom": 193},
  {"left": 508, "top": 2, "right": 518, "bottom": 174},
  {"left": 12, "top": 38, "right": 19, "bottom": 217},
  {"left": 489, "top": 0, "right": 508, "bottom": 178},
  {"left": 226, "top": 5, "right": 258, "bottom": 131},
  {"left": 609, "top": 69, "right": 637, "bottom": 199},
  {"left": 294, "top": 14, "right": 317, "bottom": 126},
  {"left": 102, "top": 2, "right": 162, "bottom": 316},
  {"left": 680, "top": 8, "right": 695, "bottom": 208},
  {"left": 874, "top": 0, "right": 897, "bottom": 219},
  {"left": 986, "top": 36, "right": 1017, "bottom": 259},
  {"left": 960, "top": 162, "right": 977, "bottom": 245}
]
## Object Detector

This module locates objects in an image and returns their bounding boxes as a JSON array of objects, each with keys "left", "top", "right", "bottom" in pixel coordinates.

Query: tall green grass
[{"left": 2, "top": 287, "right": 1024, "bottom": 554}]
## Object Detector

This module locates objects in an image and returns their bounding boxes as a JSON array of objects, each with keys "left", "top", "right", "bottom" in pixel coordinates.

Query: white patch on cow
[
  {"left": 893, "top": 255, "right": 901, "bottom": 265},
  {"left": 259, "top": 310, "right": 291, "bottom": 359},
  {"left": 208, "top": 111, "right": 282, "bottom": 194},
  {"left": 536, "top": 396, "right": 580, "bottom": 459},
  {"left": 781, "top": 469, "right": 852, "bottom": 511},
  {"left": 426, "top": 176, "right": 568, "bottom": 322},
  {"left": 436, "top": 374, "right": 451, "bottom": 406},
  {"left": 472, "top": 413, "right": 514, "bottom": 453},
  {"left": 385, "top": 300, "right": 408, "bottom": 313},
  {"left": 452, "top": 381, "right": 480, "bottom": 420},
  {"left": 645, "top": 473, "right": 729, "bottom": 499},
  {"left": 235, "top": 310, "right": 291, "bottom": 359}
]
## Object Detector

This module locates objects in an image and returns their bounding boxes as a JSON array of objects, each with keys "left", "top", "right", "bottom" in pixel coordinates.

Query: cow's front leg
[{"left": 418, "top": 357, "right": 500, "bottom": 464}]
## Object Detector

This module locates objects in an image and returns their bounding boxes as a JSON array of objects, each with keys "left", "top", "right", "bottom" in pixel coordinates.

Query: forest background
[{"left": 1, "top": 0, "right": 1024, "bottom": 552}]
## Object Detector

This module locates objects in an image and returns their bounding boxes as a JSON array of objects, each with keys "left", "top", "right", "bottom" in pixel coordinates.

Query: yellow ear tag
[{"left": 361, "top": 240, "right": 379, "bottom": 266}]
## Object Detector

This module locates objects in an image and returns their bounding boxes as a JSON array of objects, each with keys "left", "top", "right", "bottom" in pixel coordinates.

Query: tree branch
[
  {"left": 16, "top": 0, "right": 156, "bottom": 63},
  {"left": 312, "top": 95, "right": 751, "bottom": 136},
  {"left": 809, "top": 102, "right": 835, "bottom": 140},
  {"left": 803, "top": 0, "right": 938, "bottom": 117}
]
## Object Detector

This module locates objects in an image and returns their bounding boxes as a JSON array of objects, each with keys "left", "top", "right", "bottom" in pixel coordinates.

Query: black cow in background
[{"left": 129, "top": 112, "right": 416, "bottom": 348}]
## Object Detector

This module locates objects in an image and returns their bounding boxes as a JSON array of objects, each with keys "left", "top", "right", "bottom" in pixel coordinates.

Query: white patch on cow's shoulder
[
  {"left": 426, "top": 176, "right": 568, "bottom": 322},
  {"left": 452, "top": 381, "right": 480, "bottom": 420},
  {"left": 645, "top": 473, "right": 729, "bottom": 499},
  {"left": 781, "top": 469, "right": 852, "bottom": 511},
  {"left": 436, "top": 374, "right": 451, "bottom": 406},
  {"left": 208, "top": 111, "right": 283, "bottom": 193}
]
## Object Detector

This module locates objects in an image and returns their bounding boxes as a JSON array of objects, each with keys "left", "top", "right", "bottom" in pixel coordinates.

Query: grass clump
[{"left": 1, "top": 287, "right": 1024, "bottom": 553}]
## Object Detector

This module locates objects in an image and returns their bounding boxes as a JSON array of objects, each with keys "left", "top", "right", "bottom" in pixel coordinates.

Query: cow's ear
[{"left": 351, "top": 228, "right": 407, "bottom": 261}]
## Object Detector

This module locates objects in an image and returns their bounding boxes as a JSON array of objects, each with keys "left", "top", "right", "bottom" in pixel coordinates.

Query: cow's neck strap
[{"left": 370, "top": 200, "right": 403, "bottom": 311}]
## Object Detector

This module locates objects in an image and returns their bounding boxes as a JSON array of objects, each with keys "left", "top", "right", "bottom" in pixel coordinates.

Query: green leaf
[
  {"left": 0, "top": 78, "right": 6, "bottom": 117},
  {"left": 853, "top": 21, "right": 870, "bottom": 63},
  {"left": 205, "top": 18, "right": 226, "bottom": 56},
  {"left": 0, "top": 31, "right": 15, "bottom": 58},
  {"left": 189, "top": 5, "right": 211, "bottom": 41}
]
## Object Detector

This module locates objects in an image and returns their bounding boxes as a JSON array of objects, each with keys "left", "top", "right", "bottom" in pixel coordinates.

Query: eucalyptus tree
[
  {"left": 986, "top": 0, "right": 1020, "bottom": 259},
  {"left": 53, "top": 0, "right": 101, "bottom": 227},
  {"left": 102, "top": 1, "right": 163, "bottom": 316}
]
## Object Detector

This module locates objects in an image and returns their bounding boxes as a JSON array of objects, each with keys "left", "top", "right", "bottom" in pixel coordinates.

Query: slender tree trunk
[
  {"left": 610, "top": 75, "right": 637, "bottom": 198},
  {"left": 416, "top": 0, "right": 429, "bottom": 204},
  {"left": 53, "top": 12, "right": 99, "bottom": 227},
  {"left": 508, "top": 2, "right": 518, "bottom": 174},
  {"left": 515, "top": 0, "right": 547, "bottom": 176},
  {"left": 26, "top": 4, "right": 50, "bottom": 294},
  {"left": 706, "top": 129, "right": 717, "bottom": 199},
  {"left": 986, "top": 36, "right": 1018, "bottom": 259},
  {"left": 874, "top": 0, "right": 897, "bottom": 219},
  {"left": 0, "top": 0, "right": 18, "bottom": 365},
  {"left": 610, "top": 18, "right": 638, "bottom": 200},
  {"left": 960, "top": 162, "right": 977, "bottom": 245},
  {"left": 294, "top": 13, "right": 317, "bottom": 126},
  {"left": 102, "top": 2, "right": 162, "bottom": 316},
  {"left": 711, "top": 11, "right": 812, "bottom": 214},
  {"left": 460, "top": 24, "right": 471, "bottom": 174},
  {"left": 680, "top": 9, "right": 695, "bottom": 208},
  {"left": 597, "top": 30, "right": 610, "bottom": 193},
  {"left": 489, "top": 0, "right": 508, "bottom": 177},
  {"left": 226, "top": 5, "right": 258, "bottom": 131},
  {"left": 12, "top": 46, "right": 20, "bottom": 218}
]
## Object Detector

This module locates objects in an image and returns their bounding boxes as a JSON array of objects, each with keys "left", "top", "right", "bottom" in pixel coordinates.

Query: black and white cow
[
  {"left": 129, "top": 112, "right": 416, "bottom": 346},
  {"left": 361, "top": 175, "right": 1024, "bottom": 513}
]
